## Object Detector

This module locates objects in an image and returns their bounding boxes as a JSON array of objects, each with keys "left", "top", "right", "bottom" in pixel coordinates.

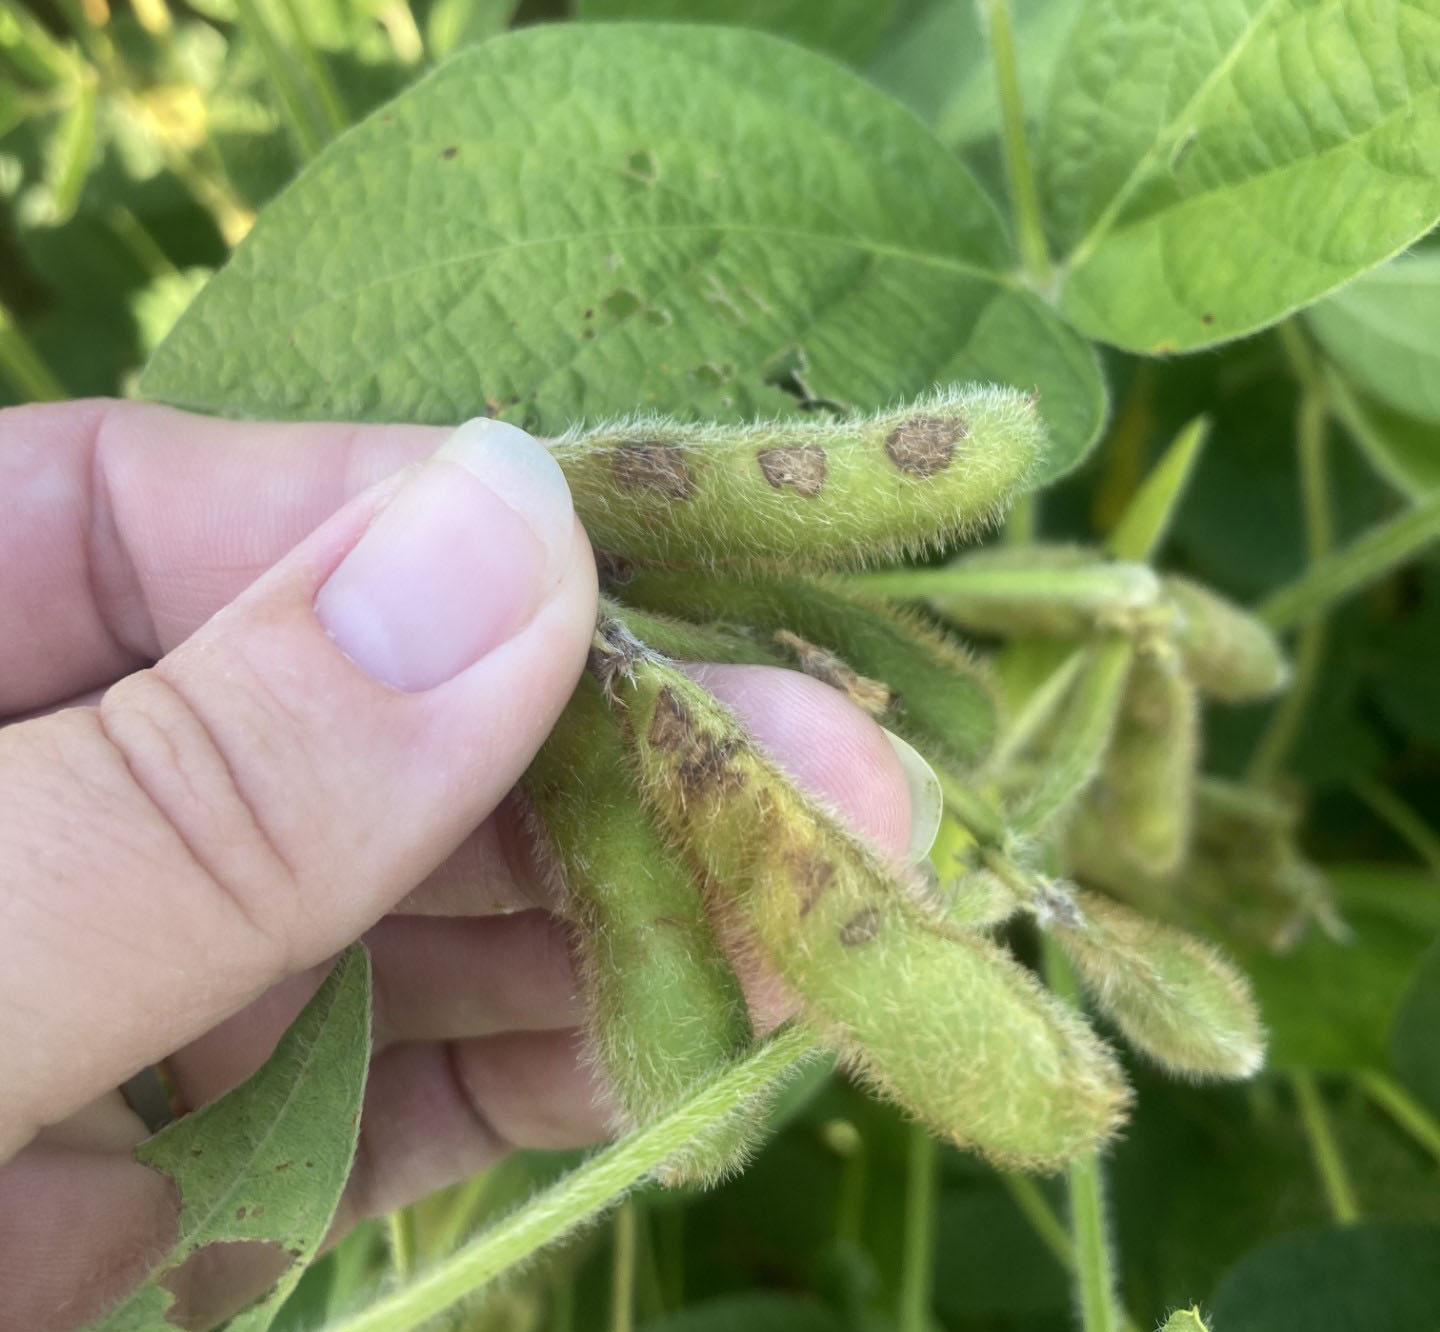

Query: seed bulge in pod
[
  {"left": 1163, "top": 575, "right": 1290, "bottom": 701},
  {"left": 550, "top": 385, "right": 1046, "bottom": 574},
  {"left": 610, "top": 645, "right": 1131, "bottom": 1169},
  {"left": 1095, "top": 652, "right": 1199, "bottom": 876},
  {"left": 1050, "top": 889, "right": 1265, "bottom": 1080},
  {"left": 525, "top": 677, "right": 755, "bottom": 1184}
]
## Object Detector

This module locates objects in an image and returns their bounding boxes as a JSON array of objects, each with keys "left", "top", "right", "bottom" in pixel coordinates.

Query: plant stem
[
  {"left": 429, "top": 1166, "right": 497, "bottom": 1258},
  {"left": 1351, "top": 777, "right": 1440, "bottom": 874},
  {"left": 1043, "top": 942, "right": 1123, "bottom": 1332},
  {"left": 1249, "top": 382, "right": 1330, "bottom": 786},
  {"left": 387, "top": 1209, "right": 415, "bottom": 1281},
  {"left": 1258, "top": 491, "right": 1440, "bottom": 631},
  {"left": 1291, "top": 1071, "right": 1360, "bottom": 1224},
  {"left": 609, "top": 1202, "right": 637, "bottom": 1332},
  {"left": 275, "top": 0, "right": 348, "bottom": 135},
  {"left": 323, "top": 1028, "right": 817, "bottom": 1332},
  {"left": 978, "top": 0, "right": 1052, "bottom": 289},
  {"left": 0, "top": 301, "right": 64, "bottom": 400},
  {"left": 898, "top": 1123, "right": 938, "bottom": 1332},
  {"left": 1356, "top": 1069, "right": 1440, "bottom": 1167},
  {"left": 232, "top": 0, "right": 324, "bottom": 159},
  {"left": 1000, "top": 1172, "right": 1074, "bottom": 1269}
]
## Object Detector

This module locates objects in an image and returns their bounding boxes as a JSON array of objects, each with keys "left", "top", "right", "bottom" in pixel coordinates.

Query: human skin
[{"left": 0, "top": 400, "right": 911, "bottom": 1329}]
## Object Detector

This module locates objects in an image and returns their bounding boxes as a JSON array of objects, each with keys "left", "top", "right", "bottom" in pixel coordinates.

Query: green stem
[
  {"left": 1259, "top": 492, "right": 1440, "bottom": 631},
  {"left": 1249, "top": 383, "right": 1330, "bottom": 786},
  {"left": 430, "top": 1167, "right": 498, "bottom": 1258},
  {"left": 1043, "top": 942, "right": 1123, "bottom": 1332},
  {"left": 609, "top": 1202, "right": 637, "bottom": 1332},
  {"left": 105, "top": 204, "right": 178, "bottom": 280},
  {"left": 999, "top": 1173, "right": 1074, "bottom": 1269},
  {"left": 1350, "top": 777, "right": 1440, "bottom": 874},
  {"left": 824, "top": 1119, "right": 867, "bottom": 1249},
  {"left": 1291, "top": 1071, "right": 1360, "bottom": 1225},
  {"left": 387, "top": 1209, "right": 415, "bottom": 1281},
  {"left": 898, "top": 1123, "right": 938, "bottom": 1332},
  {"left": 1322, "top": 362, "right": 1430, "bottom": 502},
  {"left": 978, "top": 0, "right": 1052, "bottom": 289},
  {"left": 1356, "top": 1069, "right": 1440, "bottom": 1168},
  {"left": 0, "top": 301, "right": 64, "bottom": 400},
  {"left": 1007, "top": 491, "right": 1038, "bottom": 544},
  {"left": 275, "top": 0, "right": 348, "bottom": 135},
  {"left": 323, "top": 1029, "right": 816, "bottom": 1332},
  {"left": 985, "top": 645, "right": 1087, "bottom": 776},
  {"left": 232, "top": 0, "right": 324, "bottom": 159}
]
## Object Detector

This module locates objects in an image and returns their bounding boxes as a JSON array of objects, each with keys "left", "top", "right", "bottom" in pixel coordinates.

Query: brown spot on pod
[
  {"left": 838, "top": 906, "right": 883, "bottom": 946},
  {"left": 885, "top": 416, "right": 965, "bottom": 478},
  {"left": 789, "top": 853, "right": 837, "bottom": 916},
  {"left": 756, "top": 443, "right": 827, "bottom": 497},
  {"left": 613, "top": 441, "right": 696, "bottom": 500},
  {"left": 648, "top": 686, "right": 745, "bottom": 798}
]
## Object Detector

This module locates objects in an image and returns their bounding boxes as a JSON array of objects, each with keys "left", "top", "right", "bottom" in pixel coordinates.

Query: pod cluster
[{"left": 525, "top": 390, "right": 1279, "bottom": 1180}]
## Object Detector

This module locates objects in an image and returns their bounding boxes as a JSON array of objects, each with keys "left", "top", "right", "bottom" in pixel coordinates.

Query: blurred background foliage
[{"left": 3, "top": 2, "right": 1439, "bottom": 1330}]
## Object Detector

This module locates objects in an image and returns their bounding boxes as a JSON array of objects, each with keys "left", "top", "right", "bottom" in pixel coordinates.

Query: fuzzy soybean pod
[
  {"left": 525, "top": 677, "right": 755, "bottom": 1184},
  {"left": 1095, "top": 652, "right": 1200, "bottom": 876},
  {"left": 1163, "top": 575, "right": 1290, "bottom": 701},
  {"left": 1049, "top": 889, "right": 1265, "bottom": 1080},
  {"left": 549, "top": 386, "right": 1046, "bottom": 573},
  {"left": 620, "top": 569, "right": 1000, "bottom": 768},
  {"left": 907, "top": 543, "right": 1162, "bottom": 639},
  {"left": 604, "top": 634, "right": 1130, "bottom": 1169}
]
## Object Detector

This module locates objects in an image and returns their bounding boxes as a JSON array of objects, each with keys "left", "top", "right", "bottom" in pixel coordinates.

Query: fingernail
[
  {"left": 316, "top": 419, "right": 574, "bottom": 691},
  {"left": 881, "top": 727, "right": 944, "bottom": 865}
]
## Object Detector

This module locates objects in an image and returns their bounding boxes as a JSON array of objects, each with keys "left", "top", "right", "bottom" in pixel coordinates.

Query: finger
[
  {"left": 164, "top": 911, "right": 582, "bottom": 1111},
  {"left": 0, "top": 420, "right": 598, "bottom": 1156},
  {"left": 0, "top": 1029, "right": 609, "bottom": 1332}
]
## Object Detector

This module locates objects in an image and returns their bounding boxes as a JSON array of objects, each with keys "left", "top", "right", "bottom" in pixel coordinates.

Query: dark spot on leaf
[
  {"left": 613, "top": 441, "right": 696, "bottom": 500},
  {"left": 644, "top": 306, "right": 672, "bottom": 327},
  {"left": 274, "top": 1160, "right": 293, "bottom": 1172},
  {"left": 838, "top": 907, "right": 883, "bottom": 947},
  {"left": 623, "top": 148, "right": 659, "bottom": 186},
  {"left": 583, "top": 308, "right": 594, "bottom": 319},
  {"left": 1201, "top": 312, "right": 1216, "bottom": 325},
  {"left": 602, "top": 288, "right": 641, "bottom": 319},
  {"left": 885, "top": 416, "right": 964, "bottom": 478},
  {"left": 757, "top": 444, "right": 827, "bottom": 497},
  {"left": 690, "top": 360, "right": 735, "bottom": 389},
  {"left": 235, "top": 1206, "right": 247, "bottom": 1219},
  {"left": 440, "top": 145, "right": 458, "bottom": 160},
  {"left": 189, "top": 1148, "right": 203, "bottom": 1157},
  {"left": 305, "top": 1161, "right": 315, "bottom": 1169}
]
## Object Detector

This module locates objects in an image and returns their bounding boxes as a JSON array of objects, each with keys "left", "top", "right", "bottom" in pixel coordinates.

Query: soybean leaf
[
  {"left": 87, "top": 946, "right": 371, "bottom": 1332},
  {"left": 1307, "top": 251, "right": 1440, "bottom": 424},
  {"left": 1325, "top": 363, "right": 1440, "bottom": 500},
  {"left": 575, "top": 0, "right": 900, "bottom": 66},
  {"left": 1040, "top": 0, "right": 1440, "bottom": 353},
  {"left": 1226, "top": 866, "right": 1440, "bottom": 1071},
  {"left": 1209, "top": 1223, "right": 1440, "bottom": 1332},
  {"left": 141, "top": 23, "right": 1107, "bottom": 482},
  {"left": 865, "top": 0, "right": 1083, "bottom": 148},
  {"left": 1391, "top": 937, "right": 1440, "bottom": 1117}
]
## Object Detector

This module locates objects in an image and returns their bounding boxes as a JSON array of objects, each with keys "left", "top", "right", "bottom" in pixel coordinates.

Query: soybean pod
[
  {"left": 598, "top": 621, "right": 1129, "bottom": 1169},
  {"left": 621, "top": 569, "right": 1000, "bottom": 768},
  {"left": 526, "top": 677, "right": 755, "bottom": 1184},
  {"left": 551, "top": 385, "right": 1046, "bottom": 573}
]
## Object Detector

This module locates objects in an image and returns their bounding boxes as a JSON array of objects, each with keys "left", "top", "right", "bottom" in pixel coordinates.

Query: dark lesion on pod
[
  {"left": 613, "top": 441, "right": 697, "bottom": 500},
  {"left": 787, "top": 852, "right": 837, "bottom": 917},
  {"left": 884, "top": 416, "right": 966, "bottom": 478},
  {"left": 756, "top": 443, "right": 827, "bottom": 497},
  {"left": 838, "top": 906, "right": 884, "bottom": 947},
  {"left": 648, "top": 686, "right": 746, "bottom": 799}
]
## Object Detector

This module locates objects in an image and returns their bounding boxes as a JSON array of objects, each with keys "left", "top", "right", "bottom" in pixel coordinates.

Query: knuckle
[{"left": 97, "top": 669, "right": 301, "bottom": 966}]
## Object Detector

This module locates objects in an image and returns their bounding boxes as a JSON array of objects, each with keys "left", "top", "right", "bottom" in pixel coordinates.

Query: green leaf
[
  {"left": 87, "top": 946, "right": 372, "bottom": 1332},
  {"left": 1041, "top": 0, "right": 1440, "bottom": 353},
  {"left": 575, "top": 0, "right": 900, "bottom": 66},
  {"left": 1105, "top": 414, "right": 1208, "bottom": 562},
  {"left": 1391, "top": 937, "right": 1440, "bottom": 1117},
  {"left": 1209, "top": 1223, "right": 1440, "bottom": 1332},
  {"left": 1307, "top": 251, "right": 1440, "bottom": 424},
  {"left": 1228, "top": 865, "right": 1440, "bottom": 1071},
  {"left": 141, "top": 23, "right": 1106, "bottom": 483},
  {"left": 1325, "top": 362, "right": 1440, "bottom": 500}
]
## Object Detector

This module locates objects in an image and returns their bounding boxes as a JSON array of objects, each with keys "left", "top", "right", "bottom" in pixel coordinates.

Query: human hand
[{"left": 0, "top": 400, "right": 913, "bottom": 1329}]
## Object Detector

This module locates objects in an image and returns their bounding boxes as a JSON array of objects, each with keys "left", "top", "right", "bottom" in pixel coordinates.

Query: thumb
[{"left": 0, "top": 420, "right": 596, "bottom": 1156}]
